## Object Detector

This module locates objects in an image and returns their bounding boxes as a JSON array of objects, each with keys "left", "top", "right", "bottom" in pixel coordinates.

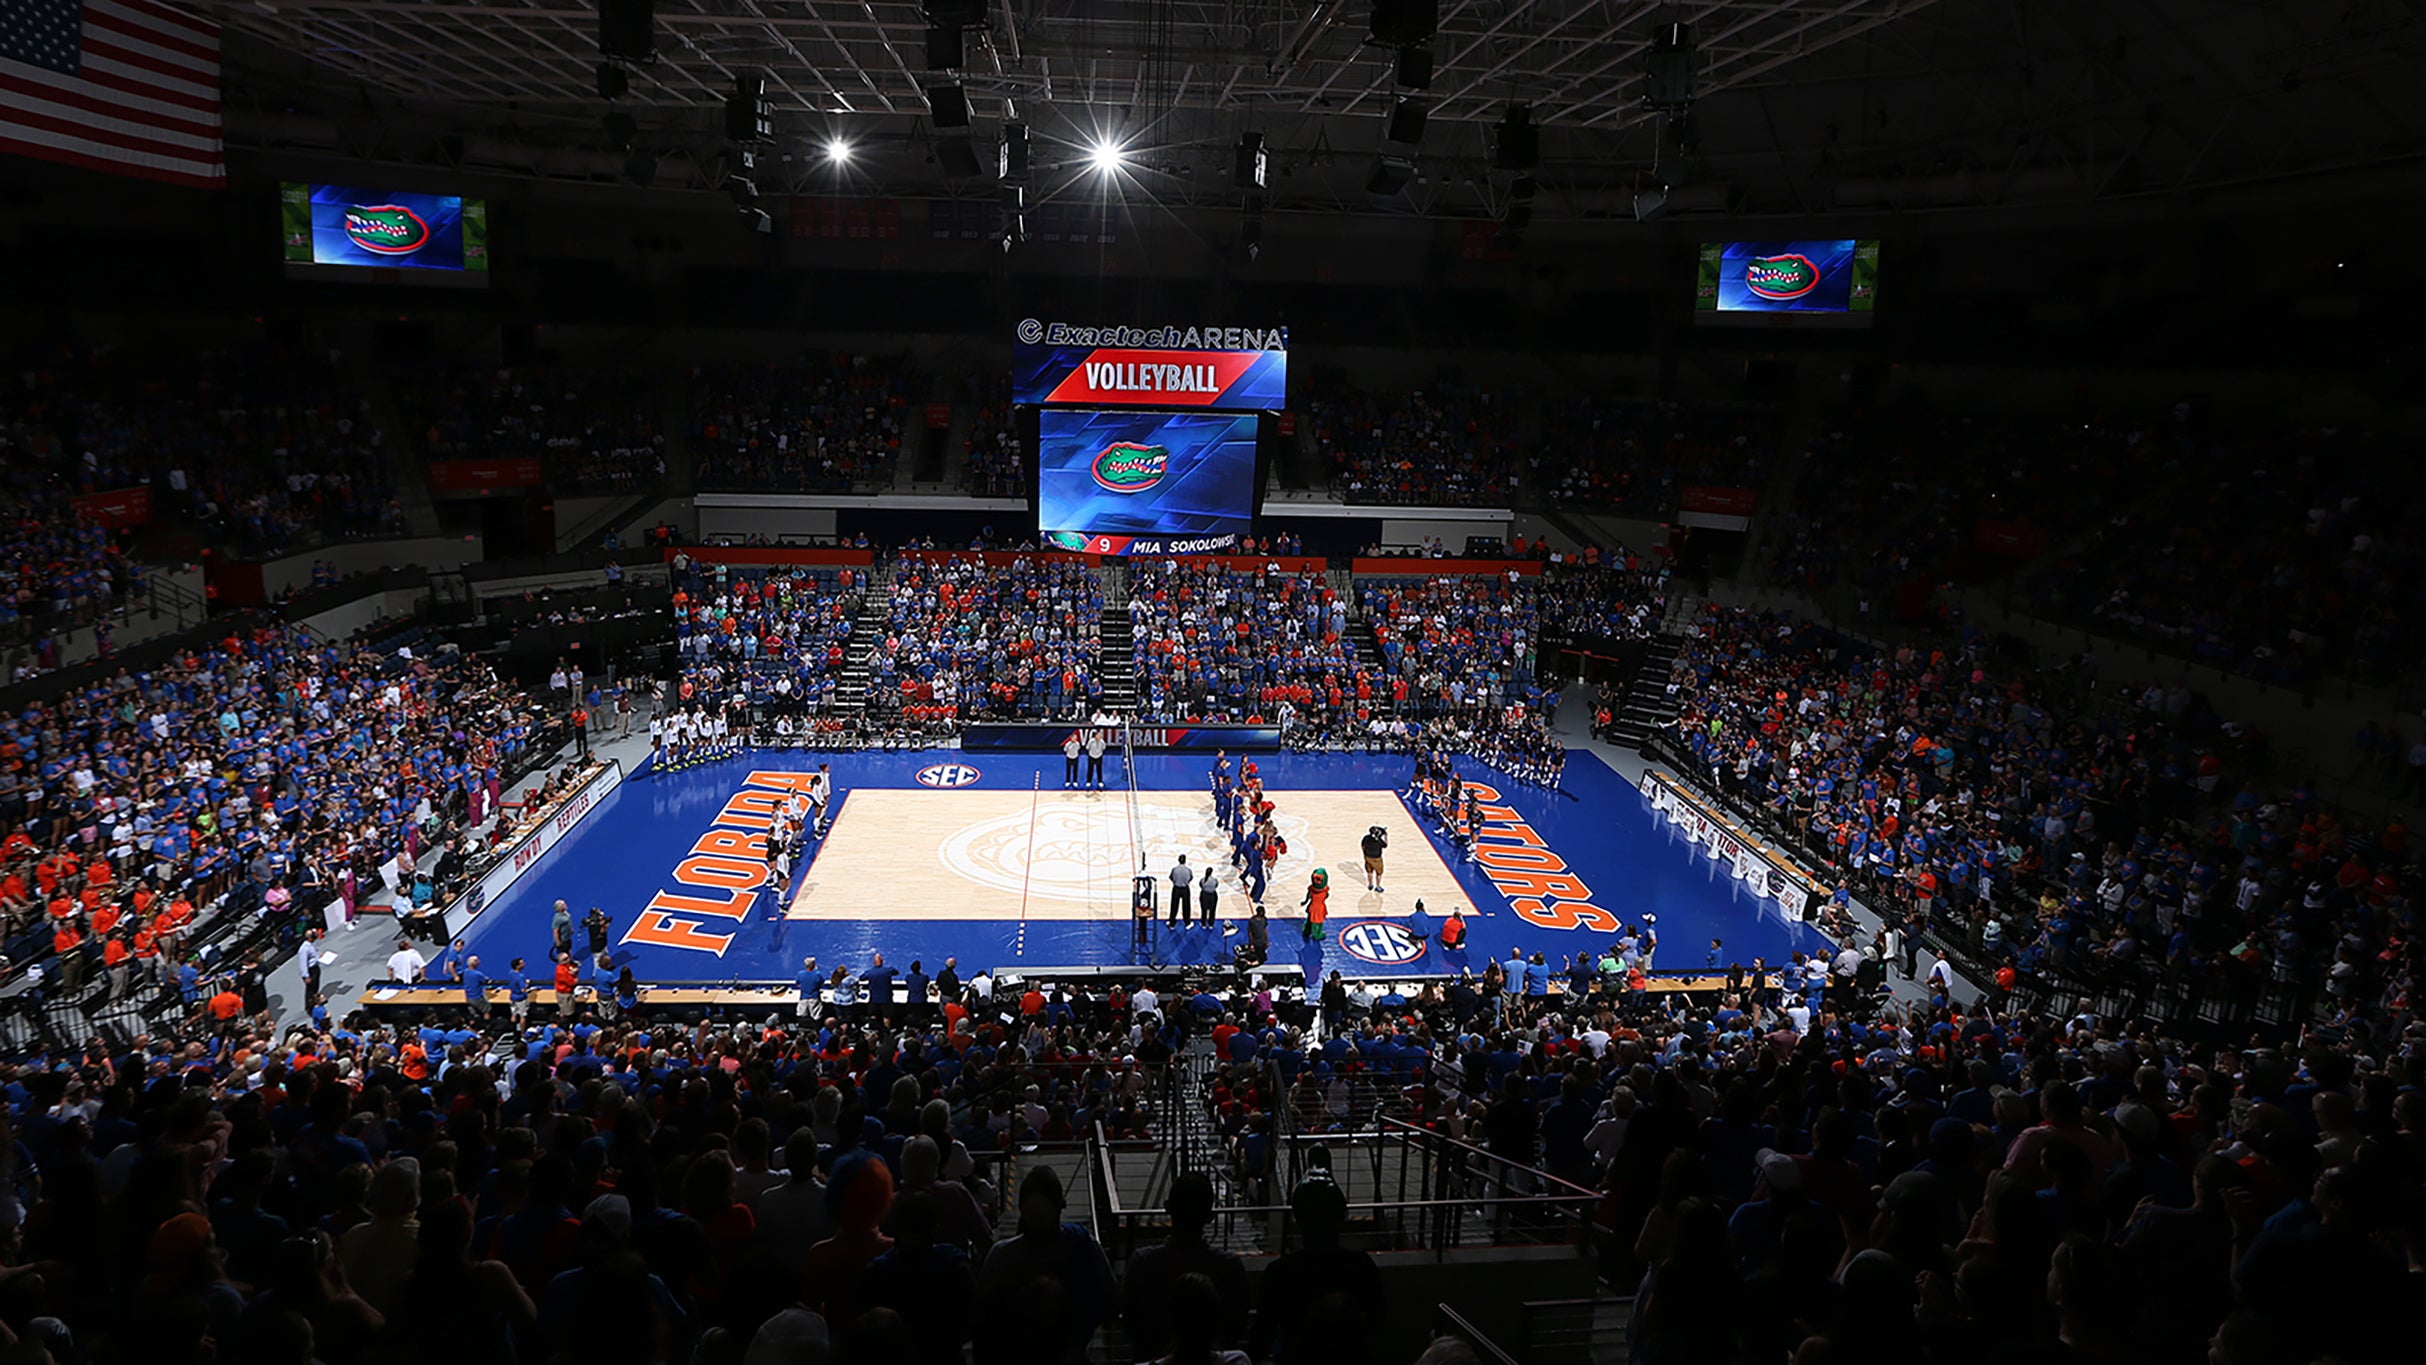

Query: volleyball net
[{"left": 1121, "top": 720, "right": 1145, "bottom": 876}]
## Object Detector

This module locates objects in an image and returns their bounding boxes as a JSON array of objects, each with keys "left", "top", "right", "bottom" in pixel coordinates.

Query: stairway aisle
[
  {"left": 1606, "top": 624, "right": 1685, "bottom": 749},
  {"left": 832, "top": 564, "right": 895, "bottom": 718}
]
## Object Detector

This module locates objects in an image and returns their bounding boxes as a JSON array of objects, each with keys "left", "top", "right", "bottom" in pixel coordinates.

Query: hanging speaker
[
  {"left": 926, "top": 24, "right": 963, "bottom": 71},
  {"left": 1385, "top": 95, "right": 1427, "bottom": 146},
  {"left": 1395, "top": 44, "right": 1433, "bottom": 90},
  {"left": 599, "top": 0, "right": 654, "bottom": 63},
  {"left": 999, "top": 123, "right": 1030, "bottom": 180},
  {"left": 1365, "top": 155, "right": 1415, "bottom": 195},
  {"left": 1493, "top": 103, "right": 1538, "bottom": 169},
  {"left": 935, "top": 137, "right": 983, "bottom": 178},
  {"left": 1369, "top": 0, "right": 1437, "bottom": 46},
  {"left": 926, "top": 82, "right": 970, "bottom": 129}
]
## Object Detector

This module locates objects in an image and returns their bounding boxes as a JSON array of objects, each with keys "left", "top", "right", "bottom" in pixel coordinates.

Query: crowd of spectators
[
  {"left": 398, "top": 364, "right": 667, "bottom": 495},
  {"left": 0, "top": 488, "right": 131, "bottom": 647},
  {"left": 1200, "top": 937, "right": 2418, "bottom": 1365},
  {"left": 4, "top": 339, "right": 404, "bottom": 560},
  {"left": 1357, "top": 574, "right": 1540, "bottom": 715},
  {"left": 1537, "top": 398, "right": 1774, "bottom": 517},
  {"left": 0, "top": 624, "right": 557, "bottom": 1037},
  {"left": 0, "top": 962, "right": 1213, "bottom": 1365},
  {"left": 1766, "top": 411, "right": 2162, "bottom": 603},
  {"left": 691, "top": 358, "right": 915, "bottom": 493},
  {"left": 1654, "top": 602, "right": 2416, "bottom": 1038},
  {"left": 1129, "top": 561, "right": 1377, "bottom": 724},
  {"left": 1535, "top": 558, "right": 1670, "bottom": 647},
  {"left": 958, "top": 382, "right": 1023, "bottom": 498},
  {"left": 869, "top": 557, "right": 1102, "bottom": 721},
  {"left": 2029, "top": 425, "right": 2424, "bottom": 686},
  {"left": 1311, "top": 388, "right": 1520, "bottom": 506},
  {"left": 671, "top": 554, "right": 865, "bottom": 720}
]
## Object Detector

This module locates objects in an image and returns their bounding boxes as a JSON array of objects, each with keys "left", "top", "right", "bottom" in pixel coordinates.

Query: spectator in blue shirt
[
  {"left": 460, "top": 955, "right": 489, "bottom": 1011},
  {"left": 862, "top": 953, "right": 900, "bottom": 1021},
  {"left": 796, "top": 955, "right": 822, "bottom": 1021}
]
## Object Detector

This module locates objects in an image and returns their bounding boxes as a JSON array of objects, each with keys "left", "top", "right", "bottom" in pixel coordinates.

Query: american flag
[{"left": 0, "top": 0, "right": 224, "bottom": 188}]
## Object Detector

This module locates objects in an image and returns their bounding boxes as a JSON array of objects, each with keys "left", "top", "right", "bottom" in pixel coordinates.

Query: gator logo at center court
[
  {"left": 342, "top": 205, "right": 432, "bottom": 256},
  {"left": 1091, "top": 442, "right": 1169, "bottom": 492},
  {"left": 1743, "top": 253, "right": 1821, "bottom": 300}
]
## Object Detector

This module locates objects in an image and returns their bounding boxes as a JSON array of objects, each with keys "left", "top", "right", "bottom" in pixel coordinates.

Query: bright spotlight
[
  {"left": 1088, "top": 139, "right": 1124, "bottom": 174},
  {"left": 826, "top": 138, "right": 853, "bottom": 163}
]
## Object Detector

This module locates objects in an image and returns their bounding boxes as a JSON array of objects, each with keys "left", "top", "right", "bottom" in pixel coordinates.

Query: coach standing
[
  {"left": 1169, "top": 855, "right": 1195, "bottom": 923},
  {"left": 1063, "top": 733, "right": 1082, "bottom": 789},
  {"left": 1085, "top": 729, "right": 1108, "bottom": 790}
]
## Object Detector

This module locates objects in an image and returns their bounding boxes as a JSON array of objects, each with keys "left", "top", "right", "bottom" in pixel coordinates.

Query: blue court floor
[{"left": 458, "top": 744, "right": 1836, "bottom": 990}]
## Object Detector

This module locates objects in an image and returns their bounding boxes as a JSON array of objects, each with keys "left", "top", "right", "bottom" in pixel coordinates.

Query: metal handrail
[{"left": 1433, "top": 1305, "right": 1523, "bottom": 1365}]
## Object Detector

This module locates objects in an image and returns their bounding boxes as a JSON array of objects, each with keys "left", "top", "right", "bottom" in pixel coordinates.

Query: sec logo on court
[
  {"left": 1337, "top": 921, "right": 1428, "bottom": 967},
  {"left": 916, "top": 763, "right": 983, "bottom": 789}
]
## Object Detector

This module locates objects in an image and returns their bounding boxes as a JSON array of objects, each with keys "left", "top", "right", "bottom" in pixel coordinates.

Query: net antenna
[{"left": 1122, "top": 719, "right": 1146, "bottom": 874}]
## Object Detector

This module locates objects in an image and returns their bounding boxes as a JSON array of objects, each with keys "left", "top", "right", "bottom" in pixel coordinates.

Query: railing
[
  {"left": 1432, "top": 1306, "right": 1523, "bottom": 1365},
  {"left": 1094, "top": 1110, "right": 1600, "bottom": 1262}
]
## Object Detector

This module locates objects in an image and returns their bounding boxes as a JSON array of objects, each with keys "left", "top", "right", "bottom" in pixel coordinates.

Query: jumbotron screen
[
  {"left": 1696, "top": 239, "right": 1877, "bottom": 315},
  {"left": 281, "top": 183, "right": 489, "bottom": 272},
  {"left": 1037, "top": 409, "right": 1260, "bottom": 556}
]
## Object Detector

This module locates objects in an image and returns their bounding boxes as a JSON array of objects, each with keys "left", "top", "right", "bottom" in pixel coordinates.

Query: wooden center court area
[{"left": 789, "top": 786, "right": 1470, "bottom": 923}]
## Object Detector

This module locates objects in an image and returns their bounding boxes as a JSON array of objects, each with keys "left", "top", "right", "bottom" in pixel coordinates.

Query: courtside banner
[
  {"left": 1641, "top": 767, "right": 1820, "bottom": 916},
  {"left": 1013, "top": 319, "right": 1288, "bottom": 409},
  {"left": 442, "top": 759, "right": 624, "bottom": 936},
  {"left": 961, "top": 723, "right": 1282, "bottom": 752}
]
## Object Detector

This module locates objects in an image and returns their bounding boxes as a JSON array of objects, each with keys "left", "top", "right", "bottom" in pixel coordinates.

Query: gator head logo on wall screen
[
  {"left": 1090, "top": 441, "right": 1170, "bottom": 492},
  {"left": 1742, "top": 253, "right": 1821, "bottom": 300},
  {"left": 341, "top": 204, "right": 433, "bottom": 257}
]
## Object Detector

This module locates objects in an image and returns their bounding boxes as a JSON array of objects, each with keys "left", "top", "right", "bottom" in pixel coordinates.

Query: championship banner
[
  {"left": 1974, "top": 519, "right": 2048, "bottom": 557},
  {"left": 1013, "top": 318, "right": 1288, "bottom": 409},
  {"left": 1679, "top": 485, "right": 1760, "bottom": 517},
  {"left": 960, "top": 723, "right": 1282, "bottom": 753},
  {"left": 426, "top": 457, "right": 543, "bottom": 495},
  {"left": 1641, "top": 768, "right": 1819, "bottom": 915},
  {"left": 73, "top": 486, "right": 153, "bottom": 530}
]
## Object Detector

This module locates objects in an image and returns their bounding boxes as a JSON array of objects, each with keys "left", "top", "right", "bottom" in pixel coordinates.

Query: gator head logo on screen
[
  {"left": 341, "top": 205, "right": 432, "bottom": 256},
  {"left": 1743, "top": 253, "right": 1821, "bottom": 300},
  {"left": 1090, "top": 442, "right": 1170, "bottom": 492}
]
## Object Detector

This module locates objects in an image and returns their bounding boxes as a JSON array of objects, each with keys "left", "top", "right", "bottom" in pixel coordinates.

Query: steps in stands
[
  {"left": 1606, "top": 633, "right": 1682, "bottom": 748},
  {"left": 832, "top": 564, "right": 894, "bottom": 717},
  {"left": 1097, "top": 605, "right": 1138, "bottom": 712}
]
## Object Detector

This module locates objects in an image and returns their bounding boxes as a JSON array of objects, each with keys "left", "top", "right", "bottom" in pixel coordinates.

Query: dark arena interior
[{"left": 3, "top": 3, "right": 2424, "bottom": 1363}]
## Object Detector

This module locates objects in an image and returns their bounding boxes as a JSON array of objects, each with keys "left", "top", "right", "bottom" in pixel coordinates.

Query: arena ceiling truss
[{"left": 198, "top": 0, "right": 2426, "bottom": 222}]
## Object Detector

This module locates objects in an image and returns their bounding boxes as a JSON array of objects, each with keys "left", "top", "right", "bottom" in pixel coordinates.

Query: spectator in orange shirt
[
  {"left": 209, "top": 982, "right": 245, "bottom": 1029},
  {"left": 102, "top": 935, "right": 130, "bottom": 999},
  {"left": 52, "top": 923, "right": 84, "bottom": 992}
]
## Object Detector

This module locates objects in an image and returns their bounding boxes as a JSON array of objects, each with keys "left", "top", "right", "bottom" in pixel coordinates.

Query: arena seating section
[
  {"left": 397, "top": 363, "right": 667, "bottom": 494},
  {"left": 690, "top": 356, "right": 917, "bottom": 493},
  {"left": 673, "top": 554, "right": 865, "bottom": 718},
  {"left": 1129, "top": 560, "right": 1376, "bottom": 723},
  {"left": 3, "top": 339, "right": 403, "bottom": 561},
  {"left": 2, "top": 347, "right": 2419, "bottom": 1365},
  {"left": 1311, "top": 386, "right": 1521, "bottom": 505},
  {"left": 870, "top": 556, "right": 1103, "bottom": 721},
  {"left": 1540, "top": 397, "right": 1775, "bottom": 516},
  {"left": 959, "top": 378, "right": 1024, "bottom": 497}
]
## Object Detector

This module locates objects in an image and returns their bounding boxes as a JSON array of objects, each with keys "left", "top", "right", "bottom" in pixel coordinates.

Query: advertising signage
[{"left": 1012, "top": 319, "right": 1288, "bottom": 410}]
